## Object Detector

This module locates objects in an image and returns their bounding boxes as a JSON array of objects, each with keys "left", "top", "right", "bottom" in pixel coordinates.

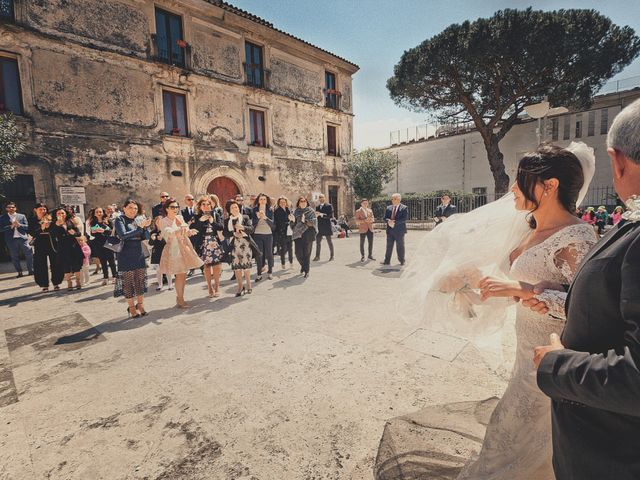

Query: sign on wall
[{"left": 59, "top": 186, "right": 86, "bottom": 223}]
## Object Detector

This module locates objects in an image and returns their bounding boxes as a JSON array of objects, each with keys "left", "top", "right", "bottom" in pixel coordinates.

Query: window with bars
[
  {"left": 563, "top": 116, "right": 570, "bottom": 140},
  {"left": 600, "top": 109, "right": 609, "bottom": 135},
  {"left": 325, "top": 71, "right": 339, "bottom": 109},
  {"left": 575, "top": 114, "right": 582, "bottom": 139},
  {"left": 245, "top": 42, "right": 264, "bottom": 88},
  {"left": 162, "top": 90, "right": 188, "bottom": 137},
  {"left": 551, "top": 118, "right": 559, "bottom": 141},
  {"left": 588, "top": 111, "right": 595, "bottom": 136},
  {"left": 154, "top": 8, "right": 186, "bottom": 68},
  {"left": 249, "top": 109, "right": 266, "bottom": 147},
  {"left": 327, "top": 125, "right": 338, "bottom": 156},
  {"left": 0, "top": 0, "right": 14, "bottom": 21},
  {"left": 0, "top": 57, "right": 22, "bottom": 115}
]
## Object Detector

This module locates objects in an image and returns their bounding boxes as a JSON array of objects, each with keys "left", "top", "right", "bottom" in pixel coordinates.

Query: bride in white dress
[{"left": 401, "top": 142, "right": 598, "bottom": 480}]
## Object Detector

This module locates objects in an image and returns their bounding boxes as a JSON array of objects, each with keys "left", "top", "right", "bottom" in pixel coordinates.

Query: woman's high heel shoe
[
  {"left": 136, "top": 304, "right": 148, "bottom": 316},
  {"left": 127, "top": 306, "right": 140, "bottom": 318},
  {"left": 235, "top": 287, "right": 245, "bottom": 297}
]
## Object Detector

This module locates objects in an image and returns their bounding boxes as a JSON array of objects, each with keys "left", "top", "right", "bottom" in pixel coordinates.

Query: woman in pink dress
[
  {"left": 612, "top": 205, "right": 624, "bottom": 225},
  {"left": 156, "top": 198, "right": 203, "bottom": 308}
]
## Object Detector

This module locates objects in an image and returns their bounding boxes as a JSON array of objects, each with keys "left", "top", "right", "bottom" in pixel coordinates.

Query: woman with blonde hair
[
  {"left": 193, "top": 195, "right": 224, "bottom": 297},
  {"left": 209, "top": 194, "right": 224, "bottom": 219}
]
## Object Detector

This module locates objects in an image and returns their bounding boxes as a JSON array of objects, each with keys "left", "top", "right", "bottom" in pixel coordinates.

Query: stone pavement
[{"left": 0, "top": 231, "right": 509, "bottom": 480}]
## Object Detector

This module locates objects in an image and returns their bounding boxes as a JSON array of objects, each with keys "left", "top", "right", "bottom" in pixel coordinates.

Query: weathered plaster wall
[
  {"left": 269, "top": 57, "right": 321, "bottom": 105},
  {"left": 32, "top": 49, "right": 156, "bottom": 126},
  {"left": 26, "top": 0, "right": 150, "bottom": 53},
  {"left": 272, "top": 101, "right": 324, "bottom": 161},
  {"left": 191, "top": 27, "right": 242, "bottom": 81}
]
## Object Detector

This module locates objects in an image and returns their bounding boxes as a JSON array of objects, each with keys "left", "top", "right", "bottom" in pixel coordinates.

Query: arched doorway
[{"left": 207, "top": 176, "right": 240, "bottom": 208}]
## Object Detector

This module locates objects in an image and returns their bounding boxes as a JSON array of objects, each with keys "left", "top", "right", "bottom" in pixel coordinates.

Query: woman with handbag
[
  {"left": 252, "top": 193, "right": 275, "bottom": 281},
  {"left": 193, "top": 196, "right": 224, "bottom": 297},
  {"left": 223, "top": 199, "right": 255, "bottom": 297},
  {"left": 156, "top": 198, "right": 203, "bottom": 308},
  {"left": 274, "top": 196, "right": 294, "bottom": 269},
  {"left": 113, "top": 199, "right": 151, "bottom": 318},
  {"left": 28, "top": 203, "right": 63, "bottom": 291},
  {"left": 88, "top": 207, "right": 117, "bottom": 285},
  {"left": 292, "top": 196, "right": 318, "bottom": 278},
  {"left": 50, "top": 207, "right": 84, "bottom": 290}
]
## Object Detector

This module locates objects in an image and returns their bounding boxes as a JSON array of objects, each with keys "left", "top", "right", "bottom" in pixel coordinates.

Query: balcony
[
  {"left": 324, "top": 89, "right": 341, "bottom": 110},
  {"left": 151, "top": 34, "right": 191, "bottom": 70},
  {"left": 243, "top": 63, "right": 270, "bottom": 90}
]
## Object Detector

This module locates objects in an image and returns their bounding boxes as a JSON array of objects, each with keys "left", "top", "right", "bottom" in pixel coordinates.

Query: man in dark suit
[
  {"left": 181, "top": 194, "right": 196, "bottom": 224},
  {"left": 0, "top": 201, "right": 33, "bottom": 277},
  {"left": 313, "top": 194, "right": 334, "bottom": 261},
  {"left": 235, "top": 194, "right": 253, "bottom": 217},
  {"left": 382, "top": 193, "right": 407, "bottom": 265},
  {"left": 152, "top": 192, "right": 170, "bottom": 219},
  {"left": 434, "top": 194, "right": 457, "bottom": 226},
  {"left": 531, "top": 99, "right": 640, "bottom": 480}
]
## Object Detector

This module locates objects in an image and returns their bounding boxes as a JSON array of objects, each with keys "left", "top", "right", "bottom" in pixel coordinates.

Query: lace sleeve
[{"left": 535, "top": 240, "right": 596, "bottom": 319}]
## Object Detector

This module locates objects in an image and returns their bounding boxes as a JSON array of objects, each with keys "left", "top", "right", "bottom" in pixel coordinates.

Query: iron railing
[{"left": 151, "top": 34, "right": 191, "bottom": 69}]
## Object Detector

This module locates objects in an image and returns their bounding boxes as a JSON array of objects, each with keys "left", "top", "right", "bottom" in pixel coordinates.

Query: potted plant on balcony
[
  {"left": 171, "top": 127, "right": 182, "bottom": 136},
  {"left": 176, "top": 39, "right": 188, "bottom": 48}
]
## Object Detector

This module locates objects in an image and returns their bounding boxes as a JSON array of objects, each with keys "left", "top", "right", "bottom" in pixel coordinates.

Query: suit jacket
[
  {"left": 434, "top": 203, "right": 457, "bottom": 224},
  {"left": 537, "top": 221, "right": 640, "bottom": 480},
  {"left": 151, "top": 203, "right": 163, "bottom": 219},
  {"left": 384, "top": 204, "right": 407, "bottom": 235},
  {"left": 355, "top": 207, "right": 374, "bottom": 233},
  {"left": 0, "top": 213, "right": 29, "bottom": 241},
  {"left": 181, "top": 206, "right": 196, "bottom": 224},
  {"left": 316, "top": 203, "right": 334, "bottom": 236}
]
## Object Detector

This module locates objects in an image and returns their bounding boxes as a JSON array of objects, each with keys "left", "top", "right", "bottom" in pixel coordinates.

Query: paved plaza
[{"left": 0, "top": 231, "right": 509, "bottom": 479}]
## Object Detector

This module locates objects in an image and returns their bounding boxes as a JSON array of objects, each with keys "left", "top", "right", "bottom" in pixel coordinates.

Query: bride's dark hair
[{"left": 517, "top": 143, "right": 584, "bottom": 229}]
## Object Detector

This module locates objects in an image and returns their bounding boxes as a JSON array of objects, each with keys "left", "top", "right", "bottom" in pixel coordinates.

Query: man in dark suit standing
[
  {"left": 434, "top": 194, "right": 457, "bottom": 226},
  {"left": 0, "top": 201, "right": 33, "bottom": 277},
  {"left": 531, "top": 99, "right": 640, "bottom": 480},
  {"left": 152, "top": 192, "right": 169, "bottom": 219},
  {"left": 313, "top": 193, "right": 334, "bottom": 261},
  {"left": 181, "top": 194, "right": 197, "bottom": 276},
  {"left": 381, "top": 193, "right": 407, "bottom": 266}
]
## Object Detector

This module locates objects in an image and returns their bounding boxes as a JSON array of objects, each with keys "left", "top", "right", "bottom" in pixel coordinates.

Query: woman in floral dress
[{"left": 193, "top": 196, "right": 224, "bottom": 297}]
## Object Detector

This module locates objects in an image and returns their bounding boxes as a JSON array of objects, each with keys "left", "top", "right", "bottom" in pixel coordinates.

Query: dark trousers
[
  {"left": 277, "top": 234, "right": 293, "bottom": 265},
  {"left": 360, "top": 231, "right": 374, "bottom": 258},
  {"left": 254, "top": 233, "right": 274, "bottom": 274},
  {"left": 295, "top": 229, "right": 315, "bottom": 274},
  {"left": 384, "top": 231, "right": 405, "bottom": 264},
  {"left": 315, "top": 232, "right": 334, "bottom": 258},
  {"left": 34, "top": 246, "right": 63, "bottom": 287},
  {"left": 98, "top": 249, "right": 117, "bottom": 279},
  {"left": 7, "top": 237, "right": 33, "bottom": 274}
]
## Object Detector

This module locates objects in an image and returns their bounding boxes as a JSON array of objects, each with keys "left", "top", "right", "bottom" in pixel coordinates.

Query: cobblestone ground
[{"left": 0, "top": 231, "right": 508, "bottom": 480}]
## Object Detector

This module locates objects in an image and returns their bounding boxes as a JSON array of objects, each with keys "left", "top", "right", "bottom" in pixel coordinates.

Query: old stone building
[
  {"left": 0, "top": 0, "right": 358, "bottom": 217},
  {"left": 381, "top": 84, "right": 640, "bottom": 207}
]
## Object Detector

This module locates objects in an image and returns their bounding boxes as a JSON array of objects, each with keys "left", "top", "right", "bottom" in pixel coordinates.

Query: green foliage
[
  {"left": 387, "top": 8, "right": 640, "bottom": 194},
  {"left": 0, "top": 113, "right": 25, "bottom": 184},
  {"left": 344, "top": 148, "right": 398, "bottom": 201}
]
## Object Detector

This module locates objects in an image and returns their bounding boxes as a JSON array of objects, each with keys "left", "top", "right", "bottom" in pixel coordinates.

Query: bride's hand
[{"left": 479, "top": 277, "right": 534, "bottom": 301}]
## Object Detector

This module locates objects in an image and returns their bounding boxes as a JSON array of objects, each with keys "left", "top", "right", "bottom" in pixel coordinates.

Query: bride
[{"left": 402, "top": 142, "right": 598, "bottom": 479}]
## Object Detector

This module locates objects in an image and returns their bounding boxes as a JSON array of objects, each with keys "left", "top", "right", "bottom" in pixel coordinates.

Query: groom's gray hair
[{"left": 607, "top": 98, "right": 640, "bottom": 164}]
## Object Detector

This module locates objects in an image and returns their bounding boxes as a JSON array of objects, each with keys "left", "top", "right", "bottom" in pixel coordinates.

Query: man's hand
[{"left": 533, "top": 333, "right": 564, "bottom": 368}]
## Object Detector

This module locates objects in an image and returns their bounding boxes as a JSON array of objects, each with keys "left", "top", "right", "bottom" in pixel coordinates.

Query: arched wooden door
[{"left": 207, "top": 176, "right": 240, "bottom": 208}]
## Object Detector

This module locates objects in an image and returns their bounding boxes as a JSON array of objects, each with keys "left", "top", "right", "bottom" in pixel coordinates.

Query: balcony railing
[
  {"left": 325, "top": 89, "right": 341, "bottom": 110},
  {"left": 243, "top": 63, "right": 270, "bottom": 89},
  {"left": 151, "top": 34, "right": 191, "bottom": 69}
]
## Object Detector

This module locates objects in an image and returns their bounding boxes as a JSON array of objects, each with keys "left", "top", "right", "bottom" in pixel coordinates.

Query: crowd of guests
[
  {"left": 577, "top": 204, "right": 627, "bottom": 235},
  {"left": 0, "top": 190, "right": 360, "bottom": 317}
]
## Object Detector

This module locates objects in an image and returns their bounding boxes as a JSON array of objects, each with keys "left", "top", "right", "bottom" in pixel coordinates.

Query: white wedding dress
[{"left": 456, "top": 223, "right": 598, "bottom": 480}]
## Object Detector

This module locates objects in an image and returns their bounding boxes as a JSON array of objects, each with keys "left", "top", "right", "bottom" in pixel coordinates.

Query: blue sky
[{"left": 232, "top": 0, "right": 640, "bottom": 149}]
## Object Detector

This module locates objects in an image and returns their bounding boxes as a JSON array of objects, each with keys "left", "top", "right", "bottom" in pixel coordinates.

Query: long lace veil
[{"left": 397, "top": 142, "right": 596, "bottom": 368}]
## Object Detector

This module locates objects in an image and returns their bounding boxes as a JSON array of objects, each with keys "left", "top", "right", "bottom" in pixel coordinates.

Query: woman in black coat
[
  {"left": 49, "top": 207, "right": 84, "bottom": 290},
  {"left": 28, "top": 202, "right": 63, "bottom": 291},
  {"left": 273, "top": 196, "right": 294, "bottom": 269},
  {"left": 193, "top": 196, "right": 224, "bottom": 297},
  {"left": 223, "top": 200, "right": 255, "bottom": 296},
  {"left": 88, "top": 207, "right": 117, "bottom": 285}
]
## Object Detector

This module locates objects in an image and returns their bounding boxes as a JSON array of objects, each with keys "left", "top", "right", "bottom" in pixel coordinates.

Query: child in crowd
[{"left": 78, "top": 236, "right": 92, "bottom": 286}]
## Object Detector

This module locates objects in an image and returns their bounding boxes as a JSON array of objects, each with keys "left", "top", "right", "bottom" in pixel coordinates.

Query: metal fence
[
  {"left": 371, "top": 192, "right": 504, "bottom": 223},
  {"left": 370, "top": 186, "right": 621, "bottom": 226}
]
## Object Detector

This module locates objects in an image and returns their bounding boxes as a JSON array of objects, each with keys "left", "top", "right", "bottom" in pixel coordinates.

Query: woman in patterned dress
[
  {"left": 156, "top": 198, "right": 203, "bottom": 308},
  {"left": 193, "top": 196, "right": 224, "bottom": 297},
  {"left": 223, "top": 199, "right": 254, "bottom": 297}
]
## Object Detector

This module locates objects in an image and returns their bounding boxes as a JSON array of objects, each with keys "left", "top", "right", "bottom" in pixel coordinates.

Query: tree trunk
[{"left": 484, "top": 135, "right": 510, "bottom": 198}]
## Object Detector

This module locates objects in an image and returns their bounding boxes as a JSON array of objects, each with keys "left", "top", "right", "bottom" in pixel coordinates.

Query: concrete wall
[
  {"left": 3, "top": 0, "right": 358, "bottom": 216},
  {"left": 382, "top": 90, "right": 639, "bottom": 205}
]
